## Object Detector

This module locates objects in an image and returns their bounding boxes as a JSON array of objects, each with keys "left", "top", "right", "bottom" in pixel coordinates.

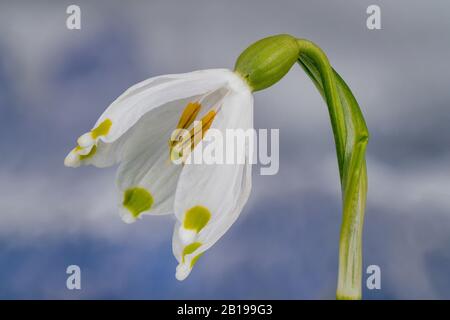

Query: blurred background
[{"left": 0, "top": 0, "right": 449, "bottom": 299}]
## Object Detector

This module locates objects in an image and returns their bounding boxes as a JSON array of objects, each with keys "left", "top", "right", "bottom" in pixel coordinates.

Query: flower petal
[
  {"left": 64, "top": 69, "right": 232, "bottom": 168},
  {"left": 116, "top": 126, "right": 183, "bottom": 222},
  {"left": 172, "top": 83, "right": 254, "bottom": 280}
]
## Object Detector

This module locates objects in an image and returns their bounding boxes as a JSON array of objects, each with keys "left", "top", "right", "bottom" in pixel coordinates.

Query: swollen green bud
[{"left": 234, "top": 34, "right": 300, "bottom": 92}]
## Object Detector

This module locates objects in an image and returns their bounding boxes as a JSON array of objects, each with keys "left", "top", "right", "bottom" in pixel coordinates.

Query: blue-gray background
[{"left": 1, "top": 0, "right": 449, "bottom": 299}]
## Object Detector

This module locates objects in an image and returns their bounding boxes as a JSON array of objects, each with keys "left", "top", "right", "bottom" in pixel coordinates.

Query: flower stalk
[
  {"left": 296, "top": 39, "right": 369, "bottom": 300},
  {"left": 236, "top": 35, "right": 369, "bottom": 299}
]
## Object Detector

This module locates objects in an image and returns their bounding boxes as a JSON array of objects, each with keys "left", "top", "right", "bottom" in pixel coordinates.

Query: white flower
[{"left": 64, "top": 69, "right": 253, "bottom": 280}]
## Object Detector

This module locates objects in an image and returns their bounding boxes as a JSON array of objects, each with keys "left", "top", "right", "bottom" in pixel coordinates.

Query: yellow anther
[
  {"left": 173, "top": 110, "right": 217, "bottom": 161},
  {"left": 189, "top": 110, "right": 217, "bottom": 150},
  {"left": 198, "top": 110, "right": 216, "bottom": 135},
  {"left": 176, "top": 102, "right": 202, "bottom": 130},
  {"left": 169, "top": 102, "right": 202, "bottom": 154},
  {"left": 169, "top": 104, "right": 217, "bottom": 163}
]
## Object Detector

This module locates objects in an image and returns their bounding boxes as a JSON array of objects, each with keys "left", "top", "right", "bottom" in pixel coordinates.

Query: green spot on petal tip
[
  {"left": 182, "top": 242, "right": 202, "bottom": 263},
  {"left": 79, "top": 145, "right": 97, "bottom": 160},
  {"left": 91, "top": 118, "right": 112, "bottom": 139},
  {"left": 183, "top": 206, "right": 211, "bottom": 233},
  {"left": 123, "top": 187, "right": 154, "bottom": 218},
  {"left": 190, "top": 253, "right": 203, "bottom": 269}
]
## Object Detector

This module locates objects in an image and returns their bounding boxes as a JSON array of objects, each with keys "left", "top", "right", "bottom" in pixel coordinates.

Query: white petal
[
  {"left": 64, "top": 69, "right": 233, "bottom": 169},
  {"left": 172, "top": 79, "right": 253, "bottom": 280},
  {"left": 116, "top": 130, "right": 182, "bottom": 222},
  {"left": 97, "top": 69, "right": 234, "bottom": 144}
]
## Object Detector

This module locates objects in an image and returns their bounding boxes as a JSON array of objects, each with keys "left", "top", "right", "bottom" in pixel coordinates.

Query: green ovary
[
  {"left": 123, "top": 187, "right": 154, "bottom": 218},
  {"left": 183, "top": 206, "right": 211, "bottom": 233}
]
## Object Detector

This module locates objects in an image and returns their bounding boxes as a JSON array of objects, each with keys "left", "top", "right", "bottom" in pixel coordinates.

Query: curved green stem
[{"left": 296, "top": 39, "right": 369, "bottom": 300}]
